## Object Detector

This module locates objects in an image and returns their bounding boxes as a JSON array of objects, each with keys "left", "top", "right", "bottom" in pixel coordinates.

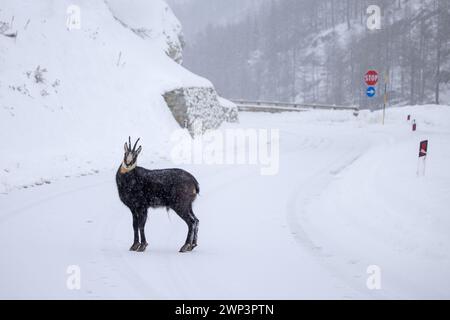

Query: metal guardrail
[{"left": 231, "top": 99, "right": 359, "bottom": 113}]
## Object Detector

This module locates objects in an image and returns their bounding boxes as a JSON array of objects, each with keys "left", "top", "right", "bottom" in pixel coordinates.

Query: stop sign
[{"left": 365, "top": 70, "right": 379, "bottom": 86}]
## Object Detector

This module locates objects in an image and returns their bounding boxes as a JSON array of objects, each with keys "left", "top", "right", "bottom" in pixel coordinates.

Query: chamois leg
[
  {"left": 129, "top": 212, "right": 140, "bottom": 251},
  {"left": 177, "top": 209, "right": 196, "bottom": 253},
  {"left": 190, "top": 207, "right": 199, "bottom": 249},
  {"left": 137, "top": 210, "right": 148, "bottom": 252}
]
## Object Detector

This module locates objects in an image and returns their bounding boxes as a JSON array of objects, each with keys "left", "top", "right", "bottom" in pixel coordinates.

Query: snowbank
[
  {"left": 0, "top": 0, "right": 216, "bottom": 193},
  {"left": 301, "top": 104, "right": 450, "bottom": 297}
]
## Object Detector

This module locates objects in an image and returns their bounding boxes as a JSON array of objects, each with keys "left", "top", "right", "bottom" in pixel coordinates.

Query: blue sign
[{"left": 366, "top": 86, "right": 376, "bottom": 98}]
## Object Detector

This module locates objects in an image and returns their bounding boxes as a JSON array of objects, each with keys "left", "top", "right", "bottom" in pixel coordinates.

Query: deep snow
[{"left": 0, "top": 106, "right": 449, "bottom": 299}]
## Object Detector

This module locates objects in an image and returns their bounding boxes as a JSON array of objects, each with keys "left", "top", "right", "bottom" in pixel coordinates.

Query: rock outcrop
[{"left": 164, "top": 87, "right": 238, "bottom": 136}]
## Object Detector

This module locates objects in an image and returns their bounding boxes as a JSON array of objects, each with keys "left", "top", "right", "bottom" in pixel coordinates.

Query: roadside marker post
[
  {"left": 412, "top": 120, "right": 417, "bottom": 132},
  {"left": 417, "top": 140, "right": 428, "bottom": 176}
]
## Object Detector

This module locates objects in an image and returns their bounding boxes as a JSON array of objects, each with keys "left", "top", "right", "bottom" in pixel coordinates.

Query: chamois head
[{"left": 122, "top": 137, "right": 142, "bottom": 170}]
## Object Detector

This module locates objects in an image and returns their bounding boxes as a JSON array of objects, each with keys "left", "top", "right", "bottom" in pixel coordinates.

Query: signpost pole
[
  {"left": 423, "top": 156, "right": 427, "bottom": 176},
  {"left": 382, "top": 72, "right": 388, "bottom": 125},
  {"left": 418, "top": 156, "right": 427, "bottom": 176}
]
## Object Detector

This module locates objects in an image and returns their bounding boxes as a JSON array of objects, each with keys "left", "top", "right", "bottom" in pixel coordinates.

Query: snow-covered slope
[
  {"left": 106, "top": 0, "right": 185, "bottom": 63},
  {"left": 0, "top": 0, "right": 211, "bottom": 193}
]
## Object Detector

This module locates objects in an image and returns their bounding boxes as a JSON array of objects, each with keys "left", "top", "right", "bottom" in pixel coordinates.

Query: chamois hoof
[
  {"left": 129, "top": 242, "right": 140, "bottom": 251},
  {"left": 137, "top": 242, "right": 148, "bottom": 252},
  {"left": 179, "top": 243, "right": 193, "bottom": 253}
]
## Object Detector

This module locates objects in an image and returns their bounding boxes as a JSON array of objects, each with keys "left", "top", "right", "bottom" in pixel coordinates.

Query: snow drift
[{"left": 0, "top": 0, "right": 231, "bottom": 193}]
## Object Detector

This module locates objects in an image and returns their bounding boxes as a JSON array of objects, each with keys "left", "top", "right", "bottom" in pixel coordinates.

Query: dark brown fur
[{"left": 116, "top": 138, "right": 200, "bottom": 253}]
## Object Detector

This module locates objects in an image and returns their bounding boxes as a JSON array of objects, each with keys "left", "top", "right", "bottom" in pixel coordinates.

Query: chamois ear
[
  {"left": 136, "top": 146, "right": 142, "bottom": 157},
  {"left": 124, "top": 142, "right": 129, "bottom": 153}
]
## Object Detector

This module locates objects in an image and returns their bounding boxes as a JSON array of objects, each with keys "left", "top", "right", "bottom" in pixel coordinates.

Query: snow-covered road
[{"left": 1, "top": 107, "right": 449, "bottom": 299}]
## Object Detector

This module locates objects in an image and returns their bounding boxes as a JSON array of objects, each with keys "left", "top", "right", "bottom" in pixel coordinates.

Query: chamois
[{"left": 116, "top": 137, "right": 200, "bottom": 253}]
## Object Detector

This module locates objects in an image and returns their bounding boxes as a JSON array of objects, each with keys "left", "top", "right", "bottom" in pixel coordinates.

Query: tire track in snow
[
  {"left": 284, "top": 133, "right": 380, "bottom": 298},
  {"left": 284, "top": 127, "right": 398, "bottom": 298},
  {"left": 0, "top": 180, "right": 110, "bottom": 224}
]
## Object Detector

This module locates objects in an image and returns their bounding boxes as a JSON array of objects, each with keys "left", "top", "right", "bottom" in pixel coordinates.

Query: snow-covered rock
[
  {"left": 164, "top": 87, "right": 238, "bottom": 136},
  {"left": 218, "top": 96, "right": 239, "bottom": 123}
]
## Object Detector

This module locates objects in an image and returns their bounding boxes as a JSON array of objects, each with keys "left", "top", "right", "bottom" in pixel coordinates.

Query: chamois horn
[{"left": 132, "top": 138, "right": 141, "bottom": 153}]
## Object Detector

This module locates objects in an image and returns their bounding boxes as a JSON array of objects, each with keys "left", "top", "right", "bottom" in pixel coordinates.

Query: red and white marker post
[{"left": 417, "top": 140, "right": 428, "bottom": 176}]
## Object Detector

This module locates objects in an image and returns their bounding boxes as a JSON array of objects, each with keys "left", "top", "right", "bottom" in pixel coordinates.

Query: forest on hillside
[{"left": 181, "top": 0, "right": 450, "bottom": 108}]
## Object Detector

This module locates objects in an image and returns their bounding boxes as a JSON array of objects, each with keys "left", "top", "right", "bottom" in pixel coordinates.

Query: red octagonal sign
[{"left": 365, "top": 70, "right": 379, "bottom": 86}]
